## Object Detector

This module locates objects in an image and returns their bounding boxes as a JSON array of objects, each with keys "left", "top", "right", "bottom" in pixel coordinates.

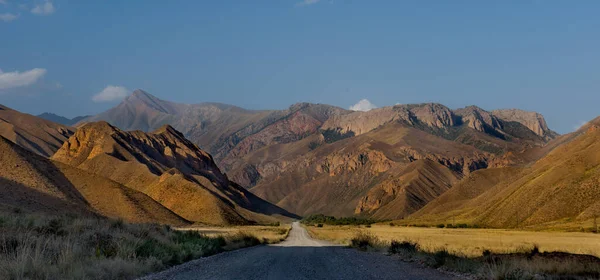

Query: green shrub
[
  {"left": 350, "top": 231, "right": 382, "bottom": 251},
  {"left": 436, "top": 224, "right": 445, "bottom": 228},
  {"left": 316, "top": 223, "right": 323, "bottom": 228},
  {"left": 321, "top": 128, "right": 355, "bottom": 144},
  {"left": 432, "top": 249, "right": 451, "bottom": 268},
  {"left": 388, "top": 240, "right": 419, "bottom": 255},
  {"left": 308, "top": 141, "right": 321, "bottom": 150}
]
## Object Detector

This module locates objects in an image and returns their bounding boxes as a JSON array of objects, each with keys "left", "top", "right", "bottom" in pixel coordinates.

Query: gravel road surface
[{"left": 141, "top": 222, "right": 455, "bottom": 280}]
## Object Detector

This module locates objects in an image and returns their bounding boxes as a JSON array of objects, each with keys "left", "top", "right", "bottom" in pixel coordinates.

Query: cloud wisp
[
  {"left": 296, "top": 0, "right": 321, "bottom": 7},
  {"left": 31, "top": 1, "right": 55, "bottom": 15},
  {"left": 0, "top": 68, "right": 47, "bottom": 91},
  {"left": 92, "top": 85, "right": 130, "bottom": 102},
  {"left": 574, "top": 121, "right": 588, "bottom": 131},
  {"left": 0, "top": 13, "right": 18, "bottom": 22},
  {"left": 349, "top": 99, "right": 377, "bottom": 112}
]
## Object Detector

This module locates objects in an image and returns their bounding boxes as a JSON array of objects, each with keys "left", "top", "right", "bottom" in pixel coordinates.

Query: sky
[{"left": 1, "top": 1, "right": 599, "bottom": 134}]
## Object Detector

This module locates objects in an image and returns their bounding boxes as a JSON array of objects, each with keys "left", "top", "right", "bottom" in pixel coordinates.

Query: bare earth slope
[
  {"left": 0, "top": 104, "right": 74, "bottom": 157},
  {"left": 409, "top": 117, "right": 600, "bottom": 228},
  {"left": 142, "top": 222, "right": 453, "bottom": 280},
  {"left": 52, "top": 121, "right": 297, "bottom": 225},
  {"left": 0, "top": 136, "right": 187, "bottom": 225}
]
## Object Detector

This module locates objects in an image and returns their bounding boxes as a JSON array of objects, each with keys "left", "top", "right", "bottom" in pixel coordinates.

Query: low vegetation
[
  {"left": 307, "top": 224, "right": 600, "bottom": 257},
  {"left": 179, "top": 223, "right": 291, "bottom": 244},
  {"left": 348, "top": 231, "right": 600, "bottom": 279},
  {"left": 301, "top": 214, "right": 380, "bottom": 226},
  {"left": 320, "top": 128, "right": 355, "bottom": 144},
  {"left": 0, "top": 212, "right": 264, "bottom": 280}
]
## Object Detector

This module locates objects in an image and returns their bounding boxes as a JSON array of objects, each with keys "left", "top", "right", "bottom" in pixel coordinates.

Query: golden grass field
[
  {"left": 178, "top": 224, "right": 291, "bottom": 244},
  {"left": 306, "top": 224, "right": 600, "bottom": 257}
]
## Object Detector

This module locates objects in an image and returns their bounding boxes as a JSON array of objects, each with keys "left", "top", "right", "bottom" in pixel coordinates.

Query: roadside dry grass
[
  {"left": 307, "top": 224, "right": 600, "bottom": 279},
  {"left": 0, "top": 212, "right": 266, "bottom": 280},
  {"left": 306, "top": 224, "right": 600, "bottom": 257},
  {"left": 178, "top": 223, "right": 291, "bottom": 244}
]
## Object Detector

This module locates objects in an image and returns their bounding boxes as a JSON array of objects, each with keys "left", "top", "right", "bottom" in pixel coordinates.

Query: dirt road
[{"left": 141, "top": 222, "right": 455, "bottom": 280}]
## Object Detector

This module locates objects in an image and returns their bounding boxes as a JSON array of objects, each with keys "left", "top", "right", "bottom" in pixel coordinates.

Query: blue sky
[{"left": 1, "top": 1, "right": 599, "bottom": 133}]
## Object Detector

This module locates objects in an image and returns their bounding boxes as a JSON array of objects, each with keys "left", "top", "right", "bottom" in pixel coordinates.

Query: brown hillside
[
  {"left": 250, "top": 123, "right": 505, "bottom": 219},
  {"left": 0, "top": 104, "right": 74, "bottom": 157},
  {"left": 52, "top": 122, "right": 297, "bottom": 225},
  {"left": 408, "top": 118, "right": 600, "bottom": 228},
  {"left": 0, "top": 136, "right": 187, "bottom": 225}
]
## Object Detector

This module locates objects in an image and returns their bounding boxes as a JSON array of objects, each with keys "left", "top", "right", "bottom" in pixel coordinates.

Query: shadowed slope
[
  {"left": 0, "top": 136, "right": 188, "bottom": 225},
  {"left": 0, "top": 104, "right": 74, "bottom": 157},
  {"left": 408, "top": 116, "right": 600, "bottom": 228}
]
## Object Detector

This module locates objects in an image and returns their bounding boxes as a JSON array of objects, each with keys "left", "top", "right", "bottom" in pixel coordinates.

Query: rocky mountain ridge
[{"left": 52, "top": 121, "right": 297, "bottom": 225}]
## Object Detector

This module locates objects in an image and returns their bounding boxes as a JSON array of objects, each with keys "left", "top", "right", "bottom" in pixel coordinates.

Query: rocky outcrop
[
  {"left": 492, "top": 109, "right": 557, "bottom": 140},
  {"left": 321, "top": 103, "right": 457, "bottom": 136},
  {"left": 454, "top": 106, "right": 503, "bottom": 133}
]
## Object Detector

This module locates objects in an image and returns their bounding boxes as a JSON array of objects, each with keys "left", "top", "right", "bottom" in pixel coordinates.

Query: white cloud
[
  {"left": 349, "top": 99, "right": 377, "bottom": 112},
  {"left": 31, "top": 1, "right": 55, "bottom": 15},
  {"left": 0, "top": 13, "right": 18, "bottom": 22},
  {"left": 296, "top": 0, "right": 321, "bottom": 7},
  {"left": 0, "top": 68, "right": 47, "bottom": 90},
  {"left": 92, "top": 85, "right": 129, "bottom": 102}
]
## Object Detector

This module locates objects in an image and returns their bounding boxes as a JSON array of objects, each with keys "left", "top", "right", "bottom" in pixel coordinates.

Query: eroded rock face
[
  {"left": 492, "top": 109, "right": 557, "bottom": 140},
  {"left": 454, "top": 106, "right": 503, "bottom": 133},
  {"left": 321, "top": 103, "right": 457, "bottom": 136},
  {"left": 52, "top": 121, "right": 228, "bottom": 186}
]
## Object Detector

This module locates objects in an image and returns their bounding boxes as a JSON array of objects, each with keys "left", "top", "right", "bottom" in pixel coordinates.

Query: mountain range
[
  {"left": 0, "top": 89, "right": 597, "bottom": 228},
  {"left": 37, "top": 112, "right": 91, "bottom": 126},
  {"left": 75, "top": 90, "right": 560, "bottom": 220}
]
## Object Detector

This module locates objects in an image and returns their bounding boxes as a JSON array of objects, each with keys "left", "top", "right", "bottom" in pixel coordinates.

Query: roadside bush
[
  {"left": 224, "top": 231, "right": 262, "bottom": 250},
  {"left": 316, "top": 223, "right": 323, "bottom": 228},
  {"left": 436, "top": 224, "right": 445, "bottom": 228},
  {"left": 350, "top": 231, "right": 382, "bottom": 251},
  {"left": 432, "top": 249, "right": 451, "bottom": 268},
  {"left": 388, "top": 240, "right": 419, "bottom": 255}
]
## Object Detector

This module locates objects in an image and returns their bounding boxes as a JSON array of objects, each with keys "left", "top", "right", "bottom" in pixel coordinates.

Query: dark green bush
[
  {"left": 350, "top": 232, "right": 381, "bottom": 251},
  {"left": 432, "top": 249, "right": 451, "bottom": 268},
  {"left": 436, "top": 224, "right": 445, "bottom": 228},
  {"left": 308, "top": 141, "right": 321, "bottom": 150},
  {"left": 321, "top": 128, "right": 355, "bottom": 143},
  {"left": 388, "top": 240, "right": 419, "bottom": 255}
]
